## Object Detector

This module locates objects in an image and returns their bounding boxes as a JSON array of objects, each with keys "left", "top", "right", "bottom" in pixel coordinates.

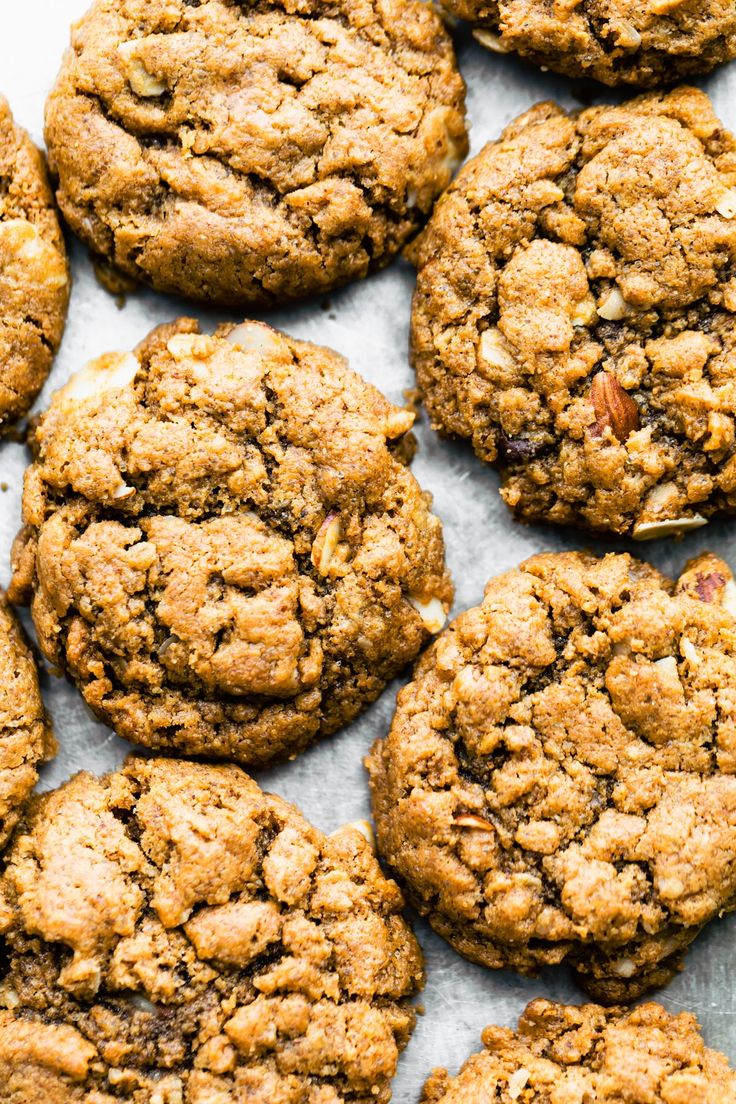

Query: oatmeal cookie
[
  {"left": 9, "top": 318, "right": 452, "bottom": 766},
  {"left": 368, "top": 550, "right": 736, "bottom": 1001},
  {"left": 44, "top": 0, "right": 467, "bottom": 307},
  {"left": 0, "top": 96, "right": 68, "bottom": 431},
  {"left": 0, "top": 593, "right": 55, "bottom": 849},
  {"left": 409, "top": 87, "right": 736, "bottom": 539},
  {"left": 452, "top": 0, "right": 736, "bottom": 87},
  {"left": 421, "top": 999, "right": 736, "bottom": 1103},
  {"left": 0, "top": 757, "right": 423, "bottom": 1103}
]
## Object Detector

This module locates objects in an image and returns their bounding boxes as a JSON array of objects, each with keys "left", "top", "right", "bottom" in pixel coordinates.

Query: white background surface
[{"left": 1, "top": 2, "right": 735, "bottom": 1097}]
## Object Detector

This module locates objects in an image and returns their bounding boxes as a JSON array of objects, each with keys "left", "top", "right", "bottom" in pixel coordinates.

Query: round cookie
[
  {"left": 368, "top": 550, "right": 736, "bottom": 1001},
  {"left": 0, "top": 757, "right": 423, "bottom": 1103},
  {"left": 409, "top": 88, "right": 736, "bottom": 539},
  {"left": 8, "top": 317, "right": 453, "bottom": 766},
  {"left": 421, "top": 999, "right": 736, "bottom": 1103},
  {"left": 0, "top": 593, "right": 55, "bottom": 847},
  {"left": 0, "top": 96, "right": 69, "bottom": 431},
  {"left": 453, "top": 1, "right": 736, "bottom": 88},
  {"left": 44, "top": 0, "right": 467, "bottom": 307}
]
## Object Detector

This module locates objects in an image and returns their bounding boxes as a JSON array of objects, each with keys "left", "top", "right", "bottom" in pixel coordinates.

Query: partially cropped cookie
[
  {"left": 410, "top": 88, "right": 736, "bottom": 539},
  {"left": 368, "top": 551, "right": 736, "bottom": 1001},
  {"left": 45, "top": 0, "right": 467, "bottom": 307},
  {"left": 0, "top": 96, "right": 68, "bottom": 431},
  {"left": 0, "top": 757, "right": 423, "bottom": 1102},
  {"left": 455, "top": 0, "right": 736, "bottom": 87},
  {"left": 9, "top": 318, "right": 452, "bottom": 766},
  {"left": 0, "top": 594, "right": 54, "bottom": 848},
  {"left": 421, "top": 1000, "right": 736, "bottom": 1103}
]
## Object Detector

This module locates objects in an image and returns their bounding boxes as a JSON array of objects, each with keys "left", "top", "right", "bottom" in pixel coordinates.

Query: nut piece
[
  {"left": 680, "top": 638, "right": 700, "bottom": 666},
  {"left": 311, "top": 514, "right": 342, "bottom": 575},
  {"left": 507, "top": 1069, "right": 531, "bottom": 1100},
  {"left": 676, "top": 554, "right": 736, "bottom": 610},
  {"left": 571, "top": 295, "right": 598, "bottom": 328},
  {"left": 612, "top": 21, "right": 642, "bottom": 49},
  {"left": 472, "top": 28, "right": 511, "bottom": 53},
  {"left": 0, "top": 220, "right": 68, "bottom": 291},
  {"left": 654, "top": 655, "right": 681, "bottom": 689},
  {"left": 722, "top": 580, "right": 736, "bottom": 618},
  {"left": 479, "top": 327, "right": 516, "bottom": 371},
  {"left": 632, "top": 515, "right": 707, "bottom": 540},
  {"left": 454, "top": 813, "right": 495, "bottom": 831},
  {"left": 385, "top": 408, "right": 415, "bottom": 438},
  {"left": 60, "top": 352, "right": 140, "bottom": 406},
  {"left": 117, "top": 41, "right": 167, "bottom": 97},
  {"left": 590, "top": 372, "right": 640, "bottom": 442},
  {"left": 715, "top": 188, "right": 736, "bottom": 219},
  {"left": 330, "top": 820, "right": 376, "bottom": 851},
  {"left": 597, "top": 287, "right": 628, "bottom": 321},
  {"left": 409, "top": 594, "right": 447, "bottom": 634},
  {"left": 225, "top": 321, "right": 287, "bottom": 355}
]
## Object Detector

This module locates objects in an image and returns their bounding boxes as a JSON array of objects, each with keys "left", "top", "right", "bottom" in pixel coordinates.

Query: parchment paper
[{"left": 1, "top": 4, "right": 734, "bottom": 1095}]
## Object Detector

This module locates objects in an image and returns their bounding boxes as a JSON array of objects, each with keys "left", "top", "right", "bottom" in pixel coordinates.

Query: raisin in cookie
[
  {"left": 9, "top": 318, "right": 452, "bottom": 766},
  {"left": 453, "top": 0, "right": 736, "bottom": 88},
  {"left": 0, "top": 593, "right": 55, "bottom": 848},
  {"left": 0, "top": 96, "right": 68, "bottom": 431},
  {"left": 368, "top": 550, "right": 736, "bottom": 1002},
  {"left": 0, "top": 757, "right": 423, "bottom": 1103},
  {"left": 44, "top": 0, "right": 467, "bottom": 308},
  {"left": 421, "top": 999, "right": 736, "bottom": 1104},
  {"left": 409, "top": 88, "right": 736, "bottom": 539}
]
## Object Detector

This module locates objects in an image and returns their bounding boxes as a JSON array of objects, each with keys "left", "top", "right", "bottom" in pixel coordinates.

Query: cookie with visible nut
[
  {"left": 0, "top": 593, "right": 55, "bottom": 848},
  {"left": 368, "top": 550, "right": 736, "bottom": 1001},
  {"left": 9, "top": 318, "right": 452, "bottom": 766},
  {"left": 451, "top": 0, "right": 736, "bottom": 87},
  {"left": 0, "top": 96, "right": 68, "bottom": 431},
  {"left": 44, "top": 0, "right": 467, "bottom": 307},
  {"left": 409, "top": 87, "right": 736, "bottom": 539},
  {"left": 0, "top": 757, "right": 423, "bottom": 1103},
  {"left": 421, "top": 1000, "right": 736, "bottom": 1103}
]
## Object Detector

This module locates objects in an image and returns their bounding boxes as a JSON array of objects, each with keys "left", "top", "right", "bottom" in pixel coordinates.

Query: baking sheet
[{"left": 1, "top": 2, "right": 735, "bottom": 1095}]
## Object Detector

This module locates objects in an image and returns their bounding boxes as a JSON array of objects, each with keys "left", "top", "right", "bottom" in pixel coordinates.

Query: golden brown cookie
[
  {"left": 451, "top": 0, "right": 736, "bottom": 87},
  {"left": 0, "top": 96, "right": 68, "bottom": 432},
  {"left": 409, "top": 88, "right": 736, "bottom": 539},
  {"left": 368, "top": 550, "right": 736, "bottom": 1002},
  {"left": 9, "top": 318, "right": 452, "bottom": 766},
  {"left": 44, "top": 0, "right": 467, "bottom": 307},
  {"left": 0, "top": 593, "right": 55, "bottom": 848},
  {"left": 421, "top": 1000, "right": 736, "bottom": 1103},
  {"left": 0, "top": 757, "right": 423, "bottom": 1102}
]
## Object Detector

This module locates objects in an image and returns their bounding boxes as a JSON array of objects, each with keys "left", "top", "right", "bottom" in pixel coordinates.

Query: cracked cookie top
[
  {"left": 0, "top": 96, "right": 68, "bottom": 432},
  {"left": 44, "top": 0, "right": 467, "bottom": 307},
  {"left": 409, "top": 88, "right": 736, "bottom": 539},
  {"left": 0, "top": 757, "right": 423, "bottom": 1103},
  {"left": 9, "top": 317, "right": 452, "bottom": 766},
  {"left": 421, "top": 1000, "right": 736, "bottom": 1104},
  {"left": 368, "top": 550, "right": 736, "bottom": 1002},
  {"left": 449, "top": 0, "right": 736, "bottom": 87},
  {"left": 0, "top": 593, "right": 55, "bottom": 849}
]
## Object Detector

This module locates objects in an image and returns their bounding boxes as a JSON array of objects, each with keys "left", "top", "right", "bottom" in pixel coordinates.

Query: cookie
[
  {"left": 44, "top": 0, "right": 467, "bottom": 307},
  {"left": 409, "top": 88, "right": 736, "bottom": 539},
  {"left": 0, "top": 757, "right": 423, "bottom": 1103},
  {"left": 0, "top": 593, "right": 55, "bottom": 848},
  {"left": 421, "top": 999, "right": 736, "bottom": 1103},
  {"left": 367, "top": 550, "right": 736, "bottom": 1001},
  {"left": 452, "top": 0, "right": 736, "bottom": 87},
  {"left": 9, "top": 317, "right": 453, "bottom": 766},
  {"left": 0, "top": 96, "right": 68, "bottom": 431}
]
